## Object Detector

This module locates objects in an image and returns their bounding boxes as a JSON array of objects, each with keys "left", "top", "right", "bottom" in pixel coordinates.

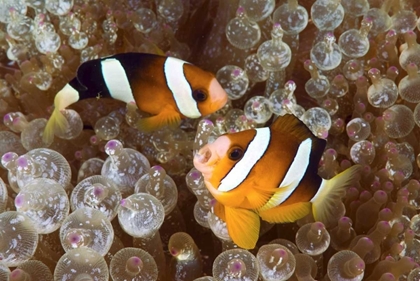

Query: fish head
[
  {"left": 193, "top": 129, "right": 256, "bottom": 206},
  {"left": 183, "top": 64, "right": 228, "bottom": 117}
]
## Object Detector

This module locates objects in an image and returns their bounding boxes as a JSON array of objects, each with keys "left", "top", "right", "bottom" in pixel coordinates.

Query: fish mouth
[
  {"left": 193, "top": 145, "right": 217, "bottom": 177},
  {"left": 195, "top": 146, "right": 213, "bottom": 164}
]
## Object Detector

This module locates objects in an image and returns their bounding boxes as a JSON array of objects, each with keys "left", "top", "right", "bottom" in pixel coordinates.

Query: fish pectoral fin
[
  {"left": 225, "top": 206, "right": 260, "bottom": 249},
  {"left": 213, "top": 200, "right": 226, "bottom": 222},
  {"left": 311, "top": 165, "right": 362, "bottom": 224},
  {"left": 136, "top": 107, "right": 181, "bottom": 132},
  {"left": 257, "top": 182, "right": 298, "bottom": 212},
  {"left": 258, "top": 202, "right": 312, "bottom": 224},
  {"left": 245, "top": 188, "right": 273, "bottom": 210}
]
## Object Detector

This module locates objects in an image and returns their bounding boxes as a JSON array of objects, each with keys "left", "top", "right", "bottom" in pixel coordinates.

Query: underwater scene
[{"left": 1, "top": 0, "right": 420, "bottom": 280}]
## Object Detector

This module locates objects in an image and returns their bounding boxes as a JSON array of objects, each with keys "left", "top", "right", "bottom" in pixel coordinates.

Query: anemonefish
[
  {"left": 43, "top": 53, "right": 228, "bottom": 143},
  {"left": 193, "top": 114, "right": 361, "bottom": 249}
]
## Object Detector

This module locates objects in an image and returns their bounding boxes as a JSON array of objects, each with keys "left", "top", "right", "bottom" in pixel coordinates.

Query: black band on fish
[{"left": 218, "top": 128, "right": 271, "bottom": 192}]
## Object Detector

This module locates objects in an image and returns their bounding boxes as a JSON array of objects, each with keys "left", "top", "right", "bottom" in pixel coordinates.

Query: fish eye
[
  {"left": 192, "top": 89, "right": 207, "bottom": 102},
  {"left": 228, "top": 147, "right": 243, "bottom": 161}
]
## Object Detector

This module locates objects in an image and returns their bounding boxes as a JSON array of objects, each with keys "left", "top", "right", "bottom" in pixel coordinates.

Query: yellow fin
[
  {"left": 150, "top": 42, "right": 165, "bottom": 56},
  {"left": 213, "top": 201, "right": 226, "bottom": 222},
  {"left": 245, "top": 188, "right": 273, "bottom": 210},
  {"left": 311, "top": 165, "right": 362, "bottom": 224},
  {"left": 42, "top": 107, "right": 69, "bottom": 144},
  {"left": 136, "top": 107, "right": 181, "bottom": 132},
  {"left": 225, "top": 206, "right": 260, "bottom": 249},
  {"left": 43, "top": 83, "right": 80, "bottom": 144},
  {"left": 258, "top": 202, "right": 312, "bottom": 224},
  {"left": 257, "top": 183, "right": 298, "bottom": 212}
]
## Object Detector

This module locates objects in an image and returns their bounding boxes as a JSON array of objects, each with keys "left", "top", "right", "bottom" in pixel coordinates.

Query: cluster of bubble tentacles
[{"left": 2, "top": 0, "right": 420, "bottom": 280}]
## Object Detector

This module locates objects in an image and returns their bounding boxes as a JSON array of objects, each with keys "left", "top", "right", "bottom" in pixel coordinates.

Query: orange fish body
[
  {"left": 194, "top": 114, "right": 360, "bottom": 249},
  {"left": 43, "top": 53, "right": 228, "bottom": 143}
]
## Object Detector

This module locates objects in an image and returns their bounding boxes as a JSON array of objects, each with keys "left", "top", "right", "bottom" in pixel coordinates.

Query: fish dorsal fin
[
  {"left": 224, "top": 206, "right": 260, "bottom": 249},
  {"left": 258, "top": 202, "right": 312, "bottom": 224},
  {"left": 270, "top": 114, "right": 326, "bottom": 161},
  {"left": 271, "top": 114, "right": 322, "bottom": 142}
]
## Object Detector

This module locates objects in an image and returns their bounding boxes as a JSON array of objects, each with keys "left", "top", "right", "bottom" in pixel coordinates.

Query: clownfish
[
  {"left": 193, "top": 114, "right": 361, "bottom": 249},
  {"left": 43, "top": 53, "right": 228, "bottom": 143}
]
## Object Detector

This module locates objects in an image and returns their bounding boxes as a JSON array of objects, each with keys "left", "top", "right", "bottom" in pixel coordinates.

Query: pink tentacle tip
[
  {"left": 131, "top": 256, "right": 142, "bottom": 265},
  {"left": 107, "top": 140, "right": 119, "bottom": 149},
  {"left": 93, "top": 185, "right": 104, "bottom": 196},
  {"left": 15, "top": 194, "right": 24, "bottom": 208},
  {"left": 236, "top": 6, "right": 245, "bottom": 14},
  {"left": 16, "top": 156, "right": 28, "bottom": 168},
  {"left": 203, "top": 119, "right": 213, "bottom": 125},
  {"left": 3, "top": 113, "right": 10, "bottom": 122},
  {"left": 120, "top": 199, "right": 127, "bottom": 206},
  {"left": 1, "top": 152, "right": 12, "bottom": 162},
  {"left": 170, "top": 247, "right": 178, "bottom": 256},
  {"left": 153, "top": 165, "right": 164, "bottom": 172},
  {"left": 10, "top": 269, "right": 23, "bottom": 278},
  {"left": 273, "top": 22, "right": 281, "bottom": 29},
  {"left": 232, "top": 68, "right": 241, "bottom": 77},
  {"left": 69, "top": 232, "right": 81, "bottom": 244},
  {"left": 340, "top": 216, "right": 350, "bottom": 222},
  {"left": 210, "top": 198, "right": 217, "bottom": 207},
  {"left": 190, "top": 170, "right": 201, "bottom": 180}
]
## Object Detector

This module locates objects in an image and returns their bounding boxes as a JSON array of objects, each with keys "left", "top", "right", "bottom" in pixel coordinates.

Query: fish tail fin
[
  {"left": 311, "top": 165, "right": 362, "bottom": 223},
  {"left": 42, "top": 83, "right": 79, "bottom": 144}
]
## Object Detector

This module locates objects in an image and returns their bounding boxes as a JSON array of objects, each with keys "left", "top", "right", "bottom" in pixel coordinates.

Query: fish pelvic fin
[
  {"left": 213, "top": 200, "right": 226, "bottom": 222},
  {"left": 136, "top": 107, "right": 181, "bottom": 132},
  {"left": 310, "top": 165, "right": 362, "bottom": 224},
  {"left": 42, "top": 107, "right": 69, "bottom": 144},
  {"left": 258, "top": 202, "right": 312, "bottom": 223},
  {"left": 225, "top": 206, "right": 260, "bottom": 249}
]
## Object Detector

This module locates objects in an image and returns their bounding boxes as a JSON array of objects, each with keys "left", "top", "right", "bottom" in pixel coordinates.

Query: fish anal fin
[
  {"left": 258, "top": 202, "right": 312, "bottom": 224},
  {"left": 225, "top": 206, "right": 260, "bottom": 249},
  {"left": 136, "top": 106, "right": 181, "bottom": 132},
  {"left": 311, "top": 165, "right": 362, "bottom": 224},
  {"left": 271, "top": 114, "right": 326, "bottom": 152}
]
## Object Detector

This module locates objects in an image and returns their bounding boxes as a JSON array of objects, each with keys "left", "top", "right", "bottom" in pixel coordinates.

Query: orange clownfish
[
  {"left": 43, "top": 53, "right": 228, "bottom": 143},
  {"left": 193, "top": 114, "right": 361, "bottom": 249}
]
